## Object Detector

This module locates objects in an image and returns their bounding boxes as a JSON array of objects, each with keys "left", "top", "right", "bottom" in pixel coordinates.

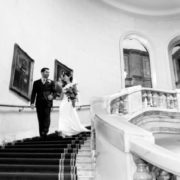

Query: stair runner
[{"left": 0, "top": 130, "right": 94, "bottom": 180}]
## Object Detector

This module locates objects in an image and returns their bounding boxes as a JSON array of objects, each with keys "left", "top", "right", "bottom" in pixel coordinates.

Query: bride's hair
[{"left": 63, "top": 71, "right": 73, "bottom": 83}]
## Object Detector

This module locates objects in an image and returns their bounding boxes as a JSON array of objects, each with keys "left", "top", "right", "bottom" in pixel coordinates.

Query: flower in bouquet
[{"left": 64, "top": 84, "right": 78, "bottom": 107}]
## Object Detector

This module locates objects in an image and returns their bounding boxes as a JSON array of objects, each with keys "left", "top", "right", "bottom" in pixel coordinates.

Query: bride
[{"left": 57, "top": 71, "right": 89, "bottom": 137}]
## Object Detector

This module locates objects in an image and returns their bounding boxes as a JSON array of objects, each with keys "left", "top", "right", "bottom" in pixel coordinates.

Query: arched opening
[
  {"left": 168, "top": 35, "right": 180, "bottom": 89},
  {"left": 122, "top": 35, "right": 152, "bottom": 88}
]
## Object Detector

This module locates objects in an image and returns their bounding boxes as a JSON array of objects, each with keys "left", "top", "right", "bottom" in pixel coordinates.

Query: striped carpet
[{"left": 0, "top": 131, "right": 91, "bottom": 180}]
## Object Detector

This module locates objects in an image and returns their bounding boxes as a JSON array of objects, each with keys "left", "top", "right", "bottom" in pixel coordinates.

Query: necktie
[{"left": 42, "top": 79, "right": 46, "bottom": 84}]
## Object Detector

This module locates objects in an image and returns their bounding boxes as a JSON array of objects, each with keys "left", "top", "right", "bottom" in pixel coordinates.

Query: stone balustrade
[
  {"left": 133, "top": 155, "right": 176, "bottom": 180},
  {"left": 110, "top": 95, "right": 128, "bottom": 114},
  {"left": 91, "top": 86, "right": 180, "bottom": 180},
  {"left": 110, "top": 86, "right": 179, "bottom": 116},
  {"left": 142, "top": 89, "right": 178, "bottom": 110}
]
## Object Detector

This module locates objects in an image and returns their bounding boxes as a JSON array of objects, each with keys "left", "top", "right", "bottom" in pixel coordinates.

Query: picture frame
[
  {"left": 9, "top": 44, "right": 34, "bottom": 101},
  {"left": 54, "top": 59, "right": 73, "bottom": 82}
]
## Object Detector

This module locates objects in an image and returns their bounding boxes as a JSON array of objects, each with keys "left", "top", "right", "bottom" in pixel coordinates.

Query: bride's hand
[
  {"left": 59, "top": 92, "right": 64, "bottom": 100},
  {"left": 63, "top": 88, "right": 68, "bottom": 93}
]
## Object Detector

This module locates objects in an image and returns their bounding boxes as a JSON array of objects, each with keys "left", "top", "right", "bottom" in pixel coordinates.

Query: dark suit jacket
[{"left": 30, "top": 79, "right": 56, "bottom": 108}]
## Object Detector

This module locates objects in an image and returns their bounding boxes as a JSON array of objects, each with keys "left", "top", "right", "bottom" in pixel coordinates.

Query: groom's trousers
[{"left": 36, "top": 105, "right": 51, "bottom": 137}]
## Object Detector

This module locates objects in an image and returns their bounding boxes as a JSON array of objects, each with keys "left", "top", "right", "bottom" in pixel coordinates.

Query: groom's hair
[{"left": 41, "top": 67, "right": 49, "bottom": 73}]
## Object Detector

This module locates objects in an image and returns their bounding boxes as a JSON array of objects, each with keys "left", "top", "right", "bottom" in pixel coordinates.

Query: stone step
[
  {"left": 77, "top": 170, "right": 95, "bottom": 177},
  {"left": 77, "top": 154, "right": 91, "bottom": 158},
  {"left": 80, "top": 147, "right": 91, "bottom": 150},
  {"left": 76, "top": 164, "right": 95, "bottom": 171},
  {"left": 79, "top": 150, "right": 91, "bottom": 153},
  {"left": 81, "top": 143, "right": 91, "bottom": 147},
  {"left": 79, "top": 147, "right": 91, "bottom": 151},
  {"left": 76, "top": 136, "right": 95, "bottom": 180},
  {"left": 76, "top": 159, "right": 93, "bottom": 163},
  {"left": 78, "top": 176, "right": 95, "bottom": 180},
  {"left": 83, "top": 141, "right": 91, "bottom": 144},
  {"left": 78, "top": 149, "right": 91, "bottom": 152},
  {"left": 83, "top": 140, "right": 91, "bottom": 143},
  {"left": 81, "top": 142, "right": 91, "bottom": 145}
]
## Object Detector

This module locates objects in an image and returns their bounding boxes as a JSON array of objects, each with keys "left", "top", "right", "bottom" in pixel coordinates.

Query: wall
[
  {"left": 0, "top": 107, "right": 90, "bottom": 143},
  {"left": 0, "top": 0, "right": 180, "bottom": 106}
]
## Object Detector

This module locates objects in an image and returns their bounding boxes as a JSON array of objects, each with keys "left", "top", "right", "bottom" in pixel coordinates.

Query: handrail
[
  {"left": 130, "top": 137, "right": 180, "bottom": 176},
  {"left": 0, "top": 104, "right": 90, "bottom": 111},
  {"left": 91, "top": 86, "right": 180, "bottom": 179},
  {"left": 142, "top": 87, "right": 177, "bottom": 94}
]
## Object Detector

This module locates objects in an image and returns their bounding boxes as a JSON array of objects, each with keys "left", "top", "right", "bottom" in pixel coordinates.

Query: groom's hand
[
  {"left": 30, "top": 104, "right": 35, "bottom": 109},
  {"left": 48, "top": 94, "right": 53, "bottom": 100}
]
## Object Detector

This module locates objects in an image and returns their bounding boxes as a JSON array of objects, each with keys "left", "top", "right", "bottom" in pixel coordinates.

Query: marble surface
[{"left": 155, "top": 133, "right": 180, "bottom": 155}]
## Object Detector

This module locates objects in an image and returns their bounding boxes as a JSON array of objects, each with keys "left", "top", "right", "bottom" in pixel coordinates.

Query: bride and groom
[{"left": 30, "top": 67, "right": 89, "bottom": 138}]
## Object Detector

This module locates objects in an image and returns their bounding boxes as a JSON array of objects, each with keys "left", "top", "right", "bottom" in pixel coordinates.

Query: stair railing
[
  {"left": 108, "top": 86, "right": 180, "bottom": 116},
  {"left": 0, "top": 104, "right": 90, "bottom": 112},
  {"left": 91, "top": 86, "right": 180, "bottom": 180}
]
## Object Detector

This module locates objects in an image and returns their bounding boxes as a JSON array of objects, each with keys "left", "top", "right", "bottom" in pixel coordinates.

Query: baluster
[
  {"left": 123, "top": 95, "right": 128, "bottom": 114},
  {"left": 110, "top": 103, "right": 114, "bottom": 114},
  {"left": 161, "top": 93, "right": 167, "bottom": 109},
  {"left": 169, "top": 94, "right": 174, "bottom": 109},
  {"left": 110, "top": 102, "right": 114, "bottom": 114},
  {"left": 115, "top": 101, "right": 120, "bottom": 114},
  {"left": 142, "top": 91, "right": 148, "bottom": 108},
  {"left": 134, "top": 159, "right": 153, "bottom": 180},
  {"left": 151, "top": 166, "right": 160, "bottom": 180},
  {"left": 159, "top": 92, "right": 164, "bottom": 108},
  {"left": 147, "top": 91, "right": 153, "bottom": 107},
  {"left": 133, "top": 155, "right": 176, "bottom": 180},
  {"left": 166, "top": 93, "right": 171, "bottom": 109},
  {"left": 110, "top": 101, "right": 113, "bottom": 113},
  {"left": 157, "top": 170, "right": 171, "bottom": 180},
  {"left": 111, "top": 99, "right": 119, "bottom": 114},
  {"left": 152, "top": 91, "right": 158, "bottom": 107},
  {"left": 119, "top": 97, "right": 124, "bottom": 114},
  {"left": 173, "top": 94, "right": 178, "bottom": 110}
]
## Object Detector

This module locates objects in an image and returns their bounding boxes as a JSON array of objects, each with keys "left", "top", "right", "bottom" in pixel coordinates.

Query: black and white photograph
[{"left": 1, "top": 0, "right": 180, "bottom": 180}]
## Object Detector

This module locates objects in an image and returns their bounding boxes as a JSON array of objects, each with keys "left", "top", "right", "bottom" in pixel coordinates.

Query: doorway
[
  {"left": 123, "top": 38, "right": 152, "bottom": 88},
  {"left": 172, "top": 45, "right": 180, "bottom": 88}
]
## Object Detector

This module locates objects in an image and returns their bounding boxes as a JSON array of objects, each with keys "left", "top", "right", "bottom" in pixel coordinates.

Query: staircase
[
  {"left": 76, "top": 136, "right": 95, "bottom": 180},
  {"left": 0, "top": 131, "right": 94, "bottom": 180}
]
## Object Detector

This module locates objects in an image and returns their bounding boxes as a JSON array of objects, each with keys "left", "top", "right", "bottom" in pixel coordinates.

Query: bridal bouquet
[{"left": 64, "top": 84, "right": 78, "bottom": 107}]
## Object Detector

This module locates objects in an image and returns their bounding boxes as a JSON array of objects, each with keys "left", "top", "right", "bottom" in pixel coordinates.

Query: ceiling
[{"left": 101, "top": 0, "right": 180, "bottom": 16}]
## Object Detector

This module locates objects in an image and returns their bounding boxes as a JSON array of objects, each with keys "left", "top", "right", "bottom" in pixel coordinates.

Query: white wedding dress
[{"left": 58, "top": 82, "right": 89, "bottom": 136}]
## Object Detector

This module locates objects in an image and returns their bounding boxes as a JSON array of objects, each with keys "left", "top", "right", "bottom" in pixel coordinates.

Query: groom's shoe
[{"left": 40, "top": 131, "right": 47, "bottom": 140}]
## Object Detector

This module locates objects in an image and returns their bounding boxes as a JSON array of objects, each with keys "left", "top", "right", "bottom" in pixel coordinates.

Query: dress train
[{"left": 58, "top": 83, "right": 89, "bottom": 136}]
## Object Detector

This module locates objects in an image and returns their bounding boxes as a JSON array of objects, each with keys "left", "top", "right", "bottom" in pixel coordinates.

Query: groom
[{"left": 30, "top": 67, "right": 56, "bottom": 138}]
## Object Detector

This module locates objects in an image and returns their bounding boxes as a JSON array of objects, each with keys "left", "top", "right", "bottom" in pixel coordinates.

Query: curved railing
[
  {"left": 91, "top": 86, "right": 180, "bottom": 180},
  {"left": 0, "top": 104, "right": 90, "bottom": 111}
]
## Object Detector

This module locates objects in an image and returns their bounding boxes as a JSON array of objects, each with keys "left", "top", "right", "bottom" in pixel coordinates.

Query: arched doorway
[
  {"left": 122, "top": 35, "right": 152, "bottom": 88},
  {"left": 168, "top": 35, "right": 180, "bottom": 89}
]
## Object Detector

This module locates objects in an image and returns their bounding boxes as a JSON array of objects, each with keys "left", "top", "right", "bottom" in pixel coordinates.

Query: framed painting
[
  {"left": 9, "top": 44, "right": 34, "bottom": 101},
  {"left": 54, "top": 59, "right": 73, "bottom": 82}
]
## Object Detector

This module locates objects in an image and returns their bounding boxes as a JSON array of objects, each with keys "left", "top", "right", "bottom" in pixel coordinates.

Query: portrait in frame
[
  {"left": 54, "top": 60, "right": 73, "bottom": 99},
  {"left": 9, "top": 44, "right": 34, "bottom": 101},
  {"left": 54, "top": 59, "right": 73, "bottom": 82}
]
